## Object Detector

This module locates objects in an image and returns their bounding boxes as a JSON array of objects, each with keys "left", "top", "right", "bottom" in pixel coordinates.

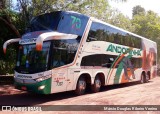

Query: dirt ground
[{"left": 0, "top": 76, "right": 160, "bottom": 114}]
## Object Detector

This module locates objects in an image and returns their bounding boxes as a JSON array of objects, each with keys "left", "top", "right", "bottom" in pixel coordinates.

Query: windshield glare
[
  {"left": 16, "top": 42, "right": 50, "bottom": 73},
  {"left": 52, "top": 38, "right": 80, "bottom": 68},
  {"left": 15, "top": 37, "right": 81, "bottom": 74}
]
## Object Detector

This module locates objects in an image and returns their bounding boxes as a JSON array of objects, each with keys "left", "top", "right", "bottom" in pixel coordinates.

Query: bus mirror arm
[
  {"left": 36, "top": 32, "right": 78, "bottom": 51},
  {"left": 3, "top": 38, "right": 21, "bottom": 54}
]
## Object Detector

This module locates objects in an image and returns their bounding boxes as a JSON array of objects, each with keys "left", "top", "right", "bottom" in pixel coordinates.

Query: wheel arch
[
  {"left": 142, "top": 71, "right": 146, "bottom": 76},
  {"left": 73, "top": 72, "right": 92, "bottom": 90},
  {"left": 140, "top": 71, "right": 147, "bottom": 83}
]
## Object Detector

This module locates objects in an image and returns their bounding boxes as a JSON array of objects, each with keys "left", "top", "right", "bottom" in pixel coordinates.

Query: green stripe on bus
[
  {"left": 15, "top": 78, "right": 52, "bottom": 94},
  {"left": 114, "top": 54, "right": 133, "bottom": 84},
  {"left": 106, "top": 54, "right": 121, "bottom": 84}
]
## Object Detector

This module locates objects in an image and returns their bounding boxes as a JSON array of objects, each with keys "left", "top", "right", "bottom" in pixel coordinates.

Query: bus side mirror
[{"left": 3, "top": 38, "right": 21, "bottom": 54}]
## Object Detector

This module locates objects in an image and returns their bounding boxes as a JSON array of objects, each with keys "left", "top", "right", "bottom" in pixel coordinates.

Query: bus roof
[
  {"left": 34, "top": 11, "right": 89, "bottom": 19},
  {"left": 90, "top": 17, "right": 156, "bottom": 45},
  {"left": 28, "top": 11, "right": 156, "bottom": 45}
]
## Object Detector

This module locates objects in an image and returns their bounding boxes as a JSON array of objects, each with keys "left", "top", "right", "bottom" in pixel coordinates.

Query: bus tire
[
  {"left": 140, "top": 73, "right": 146, "bottom": 83},
  {"left": 75, "top": 77, "right": 86, "bottom": 95},
  {"left": 91, "top": 76, "right": 101, "bottom": 93},
  {"left": 146, "top": 71, "right": 150, "bottom": 82}
]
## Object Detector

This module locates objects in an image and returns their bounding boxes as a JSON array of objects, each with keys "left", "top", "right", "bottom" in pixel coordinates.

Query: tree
[
  {"left": 111, "top": 0, "right": 127, "bottom": 2},
  {"left": 0, "top": 0, "right": 128, "bottom": 74},
  {"left": 16, "top": 0, "right": 127, "bottom": 24},
  {"left": 108, "top": 10, "right": 134, "bottom": 32},
  {"left": 132, "top": 9, "right": 160, "bottom": 64},
  {"left": 0, "top": 0, "right": 21, "bottom": 37},
  {"left": 132, "top": 10, "right": 160, "bottom": 40},
  {"left": 0, "top": 0, "right": 23, "bottom": 74},
  {"left": 132, "top": 5, "right": 145, "bottom": 17}
]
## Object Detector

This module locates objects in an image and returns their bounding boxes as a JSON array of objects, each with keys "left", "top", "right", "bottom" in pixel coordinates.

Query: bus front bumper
[{"left": 14, "top": 78, "right": 52, "bottom": 94}]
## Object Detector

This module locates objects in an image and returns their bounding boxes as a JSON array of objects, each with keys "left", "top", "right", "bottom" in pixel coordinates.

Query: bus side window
[
  {"left": 101, "top": 55, "right": 117, "bottom": 68},
  {"left": 81, "top": 54, "right": 103, "bottom": 67},
  {"left": 87, "top": 22, "right": 106, "bottom": 42},
  {"left": 87, "top": 30, "right": 97, "bottom": 42},
  {"left": 107, "top": 58, "right": 114, "bottom": 68}
]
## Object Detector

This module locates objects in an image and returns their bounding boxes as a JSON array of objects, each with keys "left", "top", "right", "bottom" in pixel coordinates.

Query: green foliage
[
  {"left": 107, "top": 10, "right": 135, "bottom": 32},
  {"left": 30, "top": 0, "right": 110, "bottom": 20},
  {"left": 132, "top": 10, "right": 160, "bottom": 40},
  {"left": 132, "top": 5, "right": 145, "bottom": 17},
  {"left": 0, "top": 4, "right": 24, "bottom": 74},
  {"left": 1, "top": 0, "right": 127, "bottom": 75},
  {"left": 3, "top": 0, "right": 160, "bottom": 74},
  {"left": 0, "top": 46, "right": 16, "bottom": 75},
  {"left": 111, "top": 0, "right": 127, "bottom": 2},
  {"left": 132, "top": 8, "right": 160, "bottom": 64}
]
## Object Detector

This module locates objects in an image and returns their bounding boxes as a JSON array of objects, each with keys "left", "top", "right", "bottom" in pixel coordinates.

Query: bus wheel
[
  {"left": 91, "top": 76, "right": 101, "bottom": 93},
  {"left": 140, "top": 73, "right": 146, "bottom": 83},
  {"left": 146, "top": 72, "right": 150, "bottom": 82},
  {"left": 75, "top": 77, "right": 86, "bottom": 95}
]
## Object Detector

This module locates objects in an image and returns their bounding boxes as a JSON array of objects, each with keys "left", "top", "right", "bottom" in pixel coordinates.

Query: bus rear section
[{"left": 76, "top": 18, "right": 157, "bottom": 93}]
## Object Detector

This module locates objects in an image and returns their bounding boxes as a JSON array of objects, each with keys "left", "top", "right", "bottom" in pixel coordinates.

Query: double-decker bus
[{"left": 3, "top": 11, "right": 157, "bottom": 95}]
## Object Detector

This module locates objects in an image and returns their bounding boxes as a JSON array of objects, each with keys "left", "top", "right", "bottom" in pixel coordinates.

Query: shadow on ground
[{"left": 0, "top": 81, "right": 153, "bottom": 106}]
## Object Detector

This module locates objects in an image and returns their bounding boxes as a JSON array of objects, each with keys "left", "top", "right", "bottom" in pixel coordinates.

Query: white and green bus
[{"left": 3, "top": 11, "right": 157, "bottom": 95}]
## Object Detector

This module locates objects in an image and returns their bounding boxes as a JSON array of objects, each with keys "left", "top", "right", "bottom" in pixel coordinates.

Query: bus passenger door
[
  {"left": 66, "top": 68, "right": 76, "bottom": 91},
  {"left": 51, "top": 68, "right": 68, "bottom": 93}
]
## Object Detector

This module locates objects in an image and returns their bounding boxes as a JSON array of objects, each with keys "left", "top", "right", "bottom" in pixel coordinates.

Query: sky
[
  {"left": 109, "top": 0, "right": 160, "bottom": 18},
  {"left": 12, "top": 0, "right": 160, "bottom": 19}
]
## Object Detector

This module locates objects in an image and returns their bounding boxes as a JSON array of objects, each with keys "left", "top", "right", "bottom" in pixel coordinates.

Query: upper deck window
[
  {"left": 87, "top": 22, "right": 142, "bottom": 49},
  {"left": 26, "top": 11, "right": 89, "bottom": 36}
]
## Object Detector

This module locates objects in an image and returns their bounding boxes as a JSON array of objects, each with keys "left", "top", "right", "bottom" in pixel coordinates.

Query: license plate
[{"left": 21, "top": 86, "right": 27, "bottom": 90}]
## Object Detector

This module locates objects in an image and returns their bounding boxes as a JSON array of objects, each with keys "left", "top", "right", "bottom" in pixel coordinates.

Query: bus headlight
[
  {"left": 34, "top": 75, "right": 51, "bottom": 82},
  {"left": 38, "top": 85, "right": 45, "bottom": 90}
]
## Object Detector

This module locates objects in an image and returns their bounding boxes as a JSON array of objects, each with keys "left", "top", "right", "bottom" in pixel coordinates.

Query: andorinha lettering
[
  {"left": 106, "top": 44, "right": 141, "bottom": 56},
  {"left": 19, "top": 38, "right": 37, "bottom": 44}
]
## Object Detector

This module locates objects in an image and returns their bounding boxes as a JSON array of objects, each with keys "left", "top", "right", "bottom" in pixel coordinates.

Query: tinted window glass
[
  {"left": 29, "top": 12, "right": 61, "bottom": 32},
  {"left": 81, "top": 54, "right": 118, "bottom": 68},
  {"left": 87, "top": 23, "right": 106, "bottom": 41},
  {"left": 81, "top": 54, "right": 142, "bottom": 68},
  {"left": 27, "top": 11, "right": 89, "bottom": 36},
  {"left": 51, "top": 37, "right": 80, "bottom": 68},
  {"left": 58, "top": 13, "right": 89, "bottom": 36},
  {"left": 87, "top": 22, "right": 142, "bottom": 49},
  {"left": 15, "top": 42, "right": 50, "bottom": 74},
  {"left": 131, "top": 58, "right": 142, "bottom": 68}
]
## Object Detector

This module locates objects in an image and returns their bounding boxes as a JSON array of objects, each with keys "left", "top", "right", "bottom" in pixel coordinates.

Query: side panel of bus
[
  {"left": 142, "top": 39, "right": 157, "bottom": 79},
  {"left": 81, "top": 40, "right": 142, "bottom": 85}
]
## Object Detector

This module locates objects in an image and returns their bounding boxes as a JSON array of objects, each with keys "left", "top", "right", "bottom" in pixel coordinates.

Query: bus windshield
[
  {"left": 28, "top": 12, "right": 61, "bottom": 32},
  {"left": 15, "top": 37, "right": 81, "bottom": 74},
  {"left": 15, "top": 42, "right": 50, "bottom": 74},
  {"left": 26, "top": 11, "right": 89, "bottom": 36}
]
